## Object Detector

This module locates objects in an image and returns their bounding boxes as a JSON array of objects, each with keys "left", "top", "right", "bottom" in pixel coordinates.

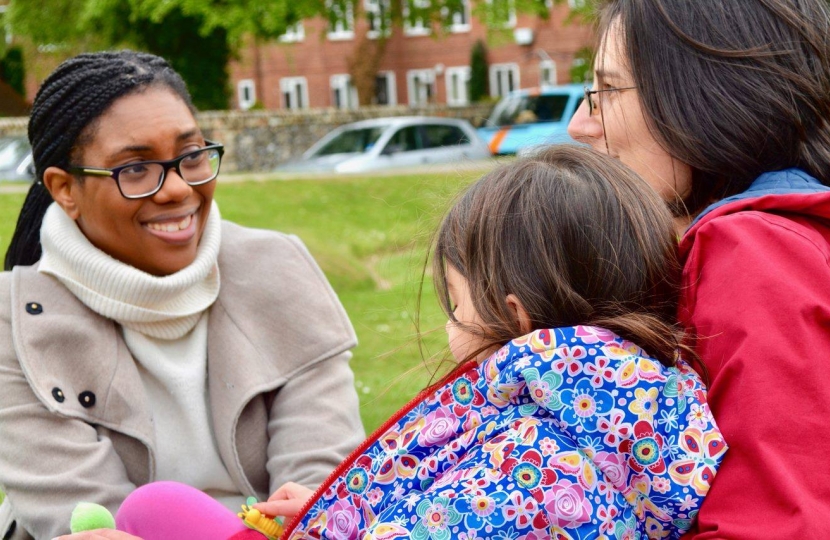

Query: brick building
[{"left": 229, "top": 1, "right": 594, "bottom": 111}]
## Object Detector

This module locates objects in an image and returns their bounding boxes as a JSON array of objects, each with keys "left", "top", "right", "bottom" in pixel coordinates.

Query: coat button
[
  {"left": 78, "top": 391, "right": 96, "bottom": 408},
  {"left": 51, "top": 387, "right": 65, "bottom": 403},
  {"left": 26, "top": 302, "right": 43, "bottom": 315}
]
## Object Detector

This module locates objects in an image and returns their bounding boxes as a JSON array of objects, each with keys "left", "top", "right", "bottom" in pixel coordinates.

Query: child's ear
[{"left": 506, "top": 294, "right": 533, "bottom": 335}]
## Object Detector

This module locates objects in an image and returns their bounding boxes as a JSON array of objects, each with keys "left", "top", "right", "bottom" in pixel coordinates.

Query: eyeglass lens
[{"left": 119, "top": 148, "right": 222, "bottom": 197}]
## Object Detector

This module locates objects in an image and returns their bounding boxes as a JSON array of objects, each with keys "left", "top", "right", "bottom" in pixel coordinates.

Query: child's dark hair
[
  {"left": 4, "top": 50, "right": 195, "bottom": 271},
  {"left": 434, "top": 145, "right": 688, "bottom": 368}
]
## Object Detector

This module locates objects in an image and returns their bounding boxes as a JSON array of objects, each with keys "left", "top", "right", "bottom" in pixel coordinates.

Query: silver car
[
  {"left": 276, "top": 116, "right": 491, "bottom": 174},
  {"left": 0, "top": 137, "right": 33, "bottom": 181}
]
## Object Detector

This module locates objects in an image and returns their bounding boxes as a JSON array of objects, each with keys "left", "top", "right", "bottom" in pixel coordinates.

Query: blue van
[{"left": 477, "top": 84, "right": 585, "bottom": 155}]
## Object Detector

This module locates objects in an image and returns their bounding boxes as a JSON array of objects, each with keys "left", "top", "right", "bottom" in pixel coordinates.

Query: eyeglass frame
[
  {"left": 67, "top": 140, "right": 225, "bottom": 200},
  {"left": 583, "top": 86, "right": 637, "bottom": 116}
]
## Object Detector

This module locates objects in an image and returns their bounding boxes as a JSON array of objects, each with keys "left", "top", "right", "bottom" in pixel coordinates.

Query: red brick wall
[{"left": 229, "top": 3, "right": 593, "bottom": 110}]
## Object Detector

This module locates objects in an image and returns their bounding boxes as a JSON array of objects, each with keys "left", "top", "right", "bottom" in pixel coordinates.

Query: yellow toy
[{"left": 238, "top": 497, "right": 284, "bottom": 540}]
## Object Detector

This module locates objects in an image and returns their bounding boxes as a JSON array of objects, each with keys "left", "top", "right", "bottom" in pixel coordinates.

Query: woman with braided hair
[{"left": 0, "top": 50, "right": 365, "bottom": 540}]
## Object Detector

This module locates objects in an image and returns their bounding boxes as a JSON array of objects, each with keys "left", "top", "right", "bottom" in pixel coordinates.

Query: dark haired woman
[
  {"left": 568, "top": 0, "right": 830, "bottom": 536},
  {"left": 0, "top": 50, "right": 364, "bottom": 540}
]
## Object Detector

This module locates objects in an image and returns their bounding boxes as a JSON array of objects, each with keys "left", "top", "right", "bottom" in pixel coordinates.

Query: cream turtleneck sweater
[{"left": 38, "top": 202, "right": 241, "bottom": 506}]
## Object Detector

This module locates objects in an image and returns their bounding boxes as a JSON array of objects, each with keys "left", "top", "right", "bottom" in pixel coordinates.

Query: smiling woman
[{"left": 0, "top": 51, "right": 365, "bottom": 540}]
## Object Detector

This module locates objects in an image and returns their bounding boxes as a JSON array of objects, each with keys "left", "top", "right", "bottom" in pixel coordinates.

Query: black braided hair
[{"left": 4, "top": 50, "right": 195, "bottom": 271}]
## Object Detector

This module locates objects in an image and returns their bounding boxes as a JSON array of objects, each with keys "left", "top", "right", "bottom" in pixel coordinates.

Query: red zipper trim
[{"left": 281, "top": 360, "right": 478, "bottom": 538}]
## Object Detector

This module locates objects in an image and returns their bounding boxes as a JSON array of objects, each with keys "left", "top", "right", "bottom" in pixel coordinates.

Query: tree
[
  {"left": 0, "top": 46, "right": 25, "bottom": 97},
  {"left": 469, "top": 39, "right": 489, "bottom": 102},
  {"left": 6, "top": 0, "right": 309, "bottom": 110},
  {"left": 7, "top": 0, "right": 593, "bottom": 109},
  {"left": 127, "top": 8, "right": 231, "bottom": 110}
]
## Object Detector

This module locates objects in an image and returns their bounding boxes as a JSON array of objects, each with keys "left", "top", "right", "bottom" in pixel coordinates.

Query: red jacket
[{"left": 679, "top": 169, "right": 830, "bottom": 538}]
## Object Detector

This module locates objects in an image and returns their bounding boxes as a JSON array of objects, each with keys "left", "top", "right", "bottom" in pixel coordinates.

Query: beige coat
[{"left": 0, "top": 222, "right": 365, "bottom": 540}]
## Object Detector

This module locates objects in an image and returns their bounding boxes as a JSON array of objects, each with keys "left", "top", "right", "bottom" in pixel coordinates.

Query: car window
[
  {"left": 487, "top": 94, "right": 572, "bottom": 126},
  {"left": 572, "top": 97, "right": 584, "bottom": 118},
  {"left": 0, "top": 139, "right": 29, "bottom": 172},
  {"left": 422, "top": 124, "right": 470, "bottom": 148},
  {"left": 383, "top": 126, "right": 422, "bottom": 153},
  {"left": 314, "top": 126, "right": 387, "bottom": 156}
]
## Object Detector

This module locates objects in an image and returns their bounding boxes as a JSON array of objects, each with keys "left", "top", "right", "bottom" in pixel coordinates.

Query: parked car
[
  {"left": 0, "top": 136, "right": 33, "bottom": 181},
  {"left": 478, "top": 84, "right": 584, "bottom": 156},
  {"left": 276, "top": 116, "right": 491, "bottom": 174}
]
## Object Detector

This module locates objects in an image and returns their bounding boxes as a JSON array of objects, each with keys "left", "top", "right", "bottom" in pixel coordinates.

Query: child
[{"left": 101, "top": 145, "right": 726, "bottom": 540}]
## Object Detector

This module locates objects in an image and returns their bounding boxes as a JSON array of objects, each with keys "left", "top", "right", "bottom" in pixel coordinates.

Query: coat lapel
[
  {"left": 11, "top": 267, "right": 155, "bottom": 461},
  {"left": 206, "top": 296, "right": 283, "bottom": 496}
]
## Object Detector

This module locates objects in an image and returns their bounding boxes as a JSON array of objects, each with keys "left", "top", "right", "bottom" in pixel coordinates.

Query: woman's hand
[
  {"left": 253, "top": 482, "right": 314, "bottom": 520},
  {"left": 53, "top": 531, "right": 142, "bottom": 540}
]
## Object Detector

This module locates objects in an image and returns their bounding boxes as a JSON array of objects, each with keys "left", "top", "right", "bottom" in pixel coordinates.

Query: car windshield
[
  {"left": 313, "top": 126, "right": 388, "bottom": 156},
  {"left": 487, "top": 94, "right": 571, "bottom": 127},
  {"left": 0, "top": 139, "right": 28, "bottom": 171}
]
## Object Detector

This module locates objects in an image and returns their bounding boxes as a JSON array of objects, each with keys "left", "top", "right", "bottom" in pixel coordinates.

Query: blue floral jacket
[{"left": 284, "top": 326, "right": 726, "bottom": 539}]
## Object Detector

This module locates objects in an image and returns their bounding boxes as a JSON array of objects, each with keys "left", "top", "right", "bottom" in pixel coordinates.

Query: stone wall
[{"left": 0, "top": 103, "right": 494, "bottom": 173}]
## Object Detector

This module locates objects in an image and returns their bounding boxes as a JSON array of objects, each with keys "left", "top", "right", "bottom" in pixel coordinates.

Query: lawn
[{"left": 0, "top": 169, "right": 480, "bottom": 433}]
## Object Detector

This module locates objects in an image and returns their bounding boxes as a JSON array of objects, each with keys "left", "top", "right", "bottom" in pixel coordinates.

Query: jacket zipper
[{"left": 281, "top": 361, "right": 478, "bottom": 538}]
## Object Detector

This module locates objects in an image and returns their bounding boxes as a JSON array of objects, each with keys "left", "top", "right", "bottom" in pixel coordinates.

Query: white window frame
[
  {"left": 237, "top": 79, "right": 256, "bottom": 110},
  {"left": 327, "top": 0, "right": 355, "bottom": 40},
  {"left": 446, "top": 0, "right": 471, "bottom": 32},
  {"left": 539, "top": 59, "right": 557, "bottom": 87},
  {"left": 375, "top": 71, "right": 397, "bottom": 105},
  {"left": 330, "top": 74, "right": 359, "bottom": 109},
  {"left": 407, "top": 69, "right": 436, "bottom": 106},
  {"left": 445, "top": 66, "right": 470, "bottom": 106},
  {"left": 279, "top": 21, "right": 305, "bottom": 43},
  {"left": 404, "top": 0, "right": 431, "bottom": 36},
  {"left": 365, "top": 0, "right": 391, "bottom": 39},
  {"left": 489, "top": 63, "right": 520, "bottom": 98},
  {"left": 280, "top": 77, "right": 309, "bottom": 110}
]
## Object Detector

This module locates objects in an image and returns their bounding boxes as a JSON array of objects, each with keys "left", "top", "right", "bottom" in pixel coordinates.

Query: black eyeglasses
[
  {"left": 68, "top": 140, "right": 224, "bottom": 199},
  {"left": 583, "top": 86, "right": 637, "bottom": 116}
]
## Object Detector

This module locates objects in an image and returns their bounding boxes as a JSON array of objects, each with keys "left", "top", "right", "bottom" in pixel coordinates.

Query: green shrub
[{"left": 469, "top": 40, "right": 489, "bottom": 103}]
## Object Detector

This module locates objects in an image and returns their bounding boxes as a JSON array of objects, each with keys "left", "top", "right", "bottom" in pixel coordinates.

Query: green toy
[{"left": 70, "top": 502, "right": 116, "bottom": 533}]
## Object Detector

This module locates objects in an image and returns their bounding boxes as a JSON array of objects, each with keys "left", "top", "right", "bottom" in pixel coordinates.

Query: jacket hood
[
  {"left": 687, "top": 168, "right": 830, "bottom": 231},
  {"left": 479, "top": 326, "right": 724, "bottom": 536}
]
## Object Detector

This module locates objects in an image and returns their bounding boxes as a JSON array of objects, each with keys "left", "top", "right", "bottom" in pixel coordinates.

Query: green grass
[{"left": 0, "top": 171, "right": 478, "bottom": 433}]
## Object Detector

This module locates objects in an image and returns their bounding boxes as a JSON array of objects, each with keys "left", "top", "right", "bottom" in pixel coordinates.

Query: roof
[{"left": 332, "top": 116, "right": 471, "bottom": 130}]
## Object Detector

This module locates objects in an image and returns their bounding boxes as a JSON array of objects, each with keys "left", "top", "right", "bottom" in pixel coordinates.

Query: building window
[
  {"left": 375, "top": 71, "right": 397, "bottom": 105},
  {"left": 331, "top": 74, "right": 359, "bottom": 109},
  {"left": 486, "top": 0, "right": 516, "bottom": 28},
  {"left": 327, "top": 0, "right": 355, "bottom": 40},
  {"left": 540, "top": 60, "right": 556, "bottom": 87},
  {"left": 279, "top": 22, "right": 305, "bottom": 43},
  {"left": 365, "top": 0, "right": 391, "bottom": 38},
  {"left": 237, "top": 79, "right": 256, "bottom": 110},
  {"left": 445, "top": 66, "right": 470, "bottom": 106},
  {"left": 404, "top": 0, "right": 431, "bottom": 36},
  {"left": 446, "top": 0, "right": 471, "bottom": 32},
  {"left": 280, "top": 77, "right": 309, "bottom": 110},
  {"left": 407, "top": 69, "right": 436, "bottom": 106},
  {"left": 489, "top": 63, "right": 520, "bottom": 98}
]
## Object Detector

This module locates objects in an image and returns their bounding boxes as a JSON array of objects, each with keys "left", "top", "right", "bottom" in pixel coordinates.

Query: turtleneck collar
[{"left": 38, "top": 201, "right": 221, "bottom": 339}]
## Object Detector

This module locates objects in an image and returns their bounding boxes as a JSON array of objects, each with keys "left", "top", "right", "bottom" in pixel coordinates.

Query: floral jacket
[{"left": 283, "top": 326, "right": 726, "bottom": 540}]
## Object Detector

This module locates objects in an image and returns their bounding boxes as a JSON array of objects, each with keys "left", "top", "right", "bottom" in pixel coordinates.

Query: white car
[{"left": 276, "top": 116, "right": 491, "bottom": 174}]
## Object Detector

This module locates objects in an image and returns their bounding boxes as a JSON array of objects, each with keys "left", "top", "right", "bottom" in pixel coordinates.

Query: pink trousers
[{"left": 116, "top": 481, "right": 265, "bottom": 540}]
